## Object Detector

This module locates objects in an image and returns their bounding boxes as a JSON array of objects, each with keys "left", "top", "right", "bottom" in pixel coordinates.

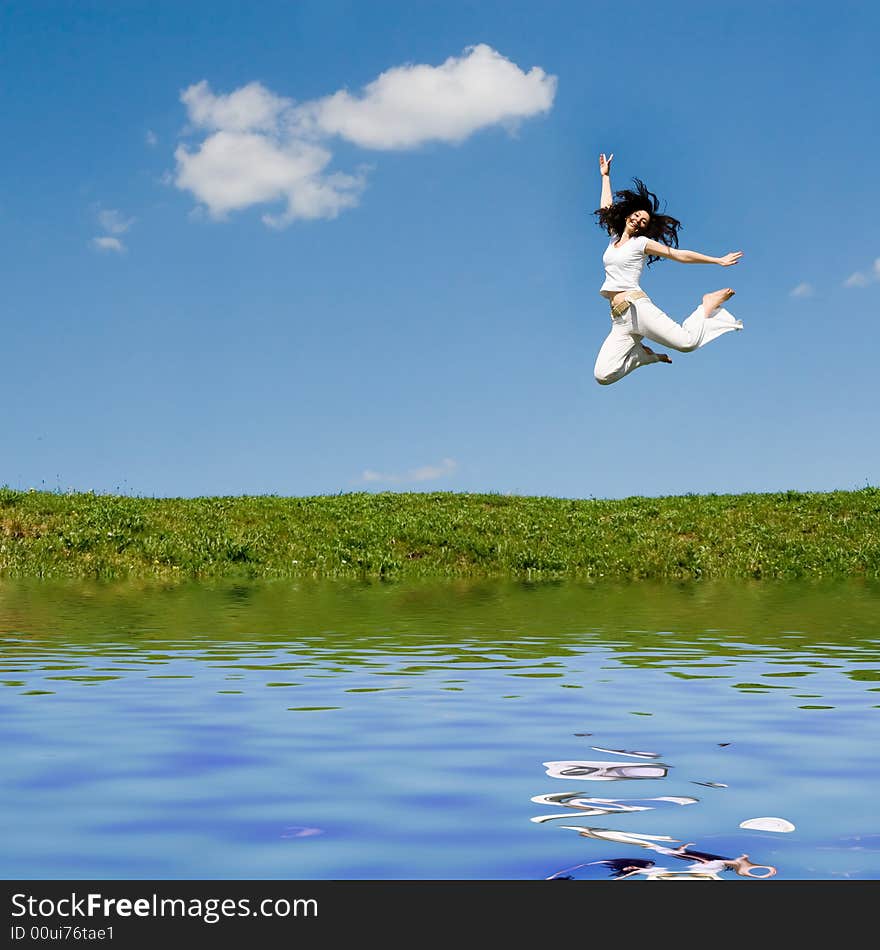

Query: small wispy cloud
[
  {"left": 359, "top": 457, "right": 458, "bottom": 485},
  {"left": 409, "top": 458, "right": 459, "bottom": 482},
  {"left": 789, "top": 282, "right": 814, "bottom": 298},
  {"left": 844, "top": 257, "right": 880, "bottom": 288},
  {"left": 98, "top": 209, "right": 135, "bottom": 235},
  {"left": 145, "top": 129, "right": 158, "bottom": 147},
  {"left": 91, "top": 236, "right": 125, "bottom": 253},
  {"left": 90, "top": 206, "right": 135, "bottom": 253}
]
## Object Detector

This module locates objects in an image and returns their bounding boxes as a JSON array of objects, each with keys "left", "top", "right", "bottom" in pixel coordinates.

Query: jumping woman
[{"left": 593, "top": 152, "right": 743, "bottom": 386}]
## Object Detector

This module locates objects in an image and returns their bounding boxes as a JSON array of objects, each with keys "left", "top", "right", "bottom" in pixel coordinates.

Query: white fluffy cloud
[
  {"left": 360, "top": 457, "right": 458, "bottom": 485},
  {"left": 844, "top": 258, "right": 880, "bottom": 288},
  {"left": 181, "top": 80, "right": 291, "bottom": 133},
  {"left": 174, "top": 45, "right": 556, "bottom": 226},
  {"left": 309, "top": 44, "right": 556, "bottom": 150},
  {"left": 175, "top": 132, "right": 364, "bottom": 225}
]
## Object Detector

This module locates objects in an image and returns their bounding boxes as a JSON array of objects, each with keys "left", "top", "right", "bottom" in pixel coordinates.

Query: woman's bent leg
[
  {"left": 594, "top": 323, "right": 661, "bottom": 386},
  {"left": 631, "top": 298, "right": 742, "bottom": 353}
]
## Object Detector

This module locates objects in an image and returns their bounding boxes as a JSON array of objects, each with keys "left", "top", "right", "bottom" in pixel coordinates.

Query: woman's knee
[{"left": 656, "top": 333, "right": 698, "bottom": 353}]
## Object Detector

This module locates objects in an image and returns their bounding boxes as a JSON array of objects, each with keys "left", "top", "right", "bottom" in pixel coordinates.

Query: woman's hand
[
  {"left": 599, "top": 152, "right": 613, "bottom": 176},
  {"left": 718, "top": 251, "right": 743, "bottom": 267}
]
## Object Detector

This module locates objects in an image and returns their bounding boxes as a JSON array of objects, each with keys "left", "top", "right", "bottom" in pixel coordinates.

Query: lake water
[{"left": 2, "top": 579, "right": 878, "bottom": 880}]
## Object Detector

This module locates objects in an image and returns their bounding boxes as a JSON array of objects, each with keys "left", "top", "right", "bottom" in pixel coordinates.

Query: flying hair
[{"left": 595, "top": 178, "right": 682, "bottom": 265}]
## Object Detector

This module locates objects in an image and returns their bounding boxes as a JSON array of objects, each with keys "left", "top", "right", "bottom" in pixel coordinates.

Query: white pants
[{"left": 593, "top": 292, "right": 743, "bottom": 386}]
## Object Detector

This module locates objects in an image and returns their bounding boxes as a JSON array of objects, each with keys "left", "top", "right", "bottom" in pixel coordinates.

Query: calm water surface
[{"left": 2, "top": 579, "right": 878, "bottom": 880}]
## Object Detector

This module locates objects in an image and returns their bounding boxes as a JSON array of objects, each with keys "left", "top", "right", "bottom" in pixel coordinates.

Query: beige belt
[{"left": 610, "top": 289, "right": 648, "bottom": 319}]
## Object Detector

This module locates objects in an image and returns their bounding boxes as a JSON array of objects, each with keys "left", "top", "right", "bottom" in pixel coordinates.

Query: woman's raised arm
[
  {"left": 644, "top": 240, "right": 742, "bottom": 266},
  {"left": 599, "top": 152, "right": 613, "bottom": 209}
]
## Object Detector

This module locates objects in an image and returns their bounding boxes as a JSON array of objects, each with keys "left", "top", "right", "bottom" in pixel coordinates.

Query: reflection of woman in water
[
  {"left": 547, "top": 842, "right": 776, "bottom": 880},
  {"left": 593, "top": 152, "right": 744, "bottom": 386}
]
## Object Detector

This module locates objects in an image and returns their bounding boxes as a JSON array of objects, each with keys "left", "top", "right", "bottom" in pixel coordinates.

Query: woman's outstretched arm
[
  {"left": 644, "top": 240, "right": 742, "bottom": 266},
  {"left": 599, "top": 152, "right": 614, "bottom": 208}
]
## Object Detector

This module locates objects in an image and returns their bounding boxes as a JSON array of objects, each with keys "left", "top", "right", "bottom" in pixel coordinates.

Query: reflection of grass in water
[
  {"left": 763, "top": 671, "right": 816, "bottom": 677},
  {"left": 1, "top": 486, "right": 878, "bottom": 581},
  {"left": 1, "top": 576, "right": 879, "bottom": 714},
  {"left": 668, "top": 672, "right": 729, "bottom": 680},
  {"left": 345, "top": 687, "right": 408, "bottom": 692},
  {"left": 733, "top": 682, "right": 792, "bottom": 690},
  {"left": 45, "top": 674, "right": 120, "bottom": 682}
]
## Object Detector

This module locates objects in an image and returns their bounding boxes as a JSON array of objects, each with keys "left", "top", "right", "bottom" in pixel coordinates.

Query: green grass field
[{"left": 1, "top": 486, "right": 878, "bottom": 581}]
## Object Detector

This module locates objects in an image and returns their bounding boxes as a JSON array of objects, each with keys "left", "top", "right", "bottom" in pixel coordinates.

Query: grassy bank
[{"left": 1, "top": 487, "right": 878, "bottom": 582}]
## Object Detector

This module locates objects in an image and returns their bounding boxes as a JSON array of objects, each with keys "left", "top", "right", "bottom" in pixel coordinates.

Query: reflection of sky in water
[{"left": 0, "top": 579, "right": 879, "bottom": 879}]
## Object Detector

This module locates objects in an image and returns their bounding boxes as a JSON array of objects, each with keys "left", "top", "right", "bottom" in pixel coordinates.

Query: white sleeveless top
[{"left": 600, "top": 233, "right": 648, "bottom": 293}]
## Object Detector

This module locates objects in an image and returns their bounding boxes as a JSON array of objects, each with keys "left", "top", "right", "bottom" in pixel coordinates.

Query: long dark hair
[{"left": 595, "top": 178, "right": 681, "bottom": 266}]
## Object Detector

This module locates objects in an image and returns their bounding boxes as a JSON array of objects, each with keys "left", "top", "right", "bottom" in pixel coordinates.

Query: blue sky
[{"left": 1, "top": 0, "right": 878, "bottom": 499}]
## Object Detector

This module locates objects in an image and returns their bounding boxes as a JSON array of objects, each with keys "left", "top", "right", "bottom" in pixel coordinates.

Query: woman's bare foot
[
  {"left": 642, "top": 343, "right": 672, "bottom": 364},
  {"left": 702, "top": 288, "right": 735, "bottom": 317}
]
